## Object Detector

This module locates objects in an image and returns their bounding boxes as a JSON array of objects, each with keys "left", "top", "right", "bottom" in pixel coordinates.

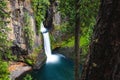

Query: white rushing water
[{"left": 40, "top": 23, "right": 59, "bottom": 63}]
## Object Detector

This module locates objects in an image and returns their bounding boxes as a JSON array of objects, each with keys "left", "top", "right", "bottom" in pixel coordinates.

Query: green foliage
[
  {"left": 0, "top": 1, "right": 11, "bottom": 79},
  {"left": 58, "top": 0, "right": 100, "bottom": 54},
  {"left": 0, "top": 0, "right": 12, "bottom": 59},
  {"left": 0, "top": 60, "right": 10, "bottom": 80},
  {"left": 24, "top": 46, "right": 42, "bottom": 65},
  {"left": 24, "top": 58, "right": 33, "bottom": 65},
  {"left": 61, "top": 37, "right": 74, "bottom": 47},
  {"left": 23, "top": 74, "right": 33, "bottom": 80},
  {"left": 31, "top": 0, "right": 50, "bottom": 34},
  {"left": 60, "top": 22, "right": 70, "bottom": 33},
  {"left": 23, "top": 12, "right": 34, "bottom": 50},
  {"left": 59, "top": 0, "right": 100, "bottom": 34},
  {"left": 58, "top": 0, "right": 75, "bottom": 33},
  {"left": 79, "top": 0, "right": 100, "bottom": 55}
]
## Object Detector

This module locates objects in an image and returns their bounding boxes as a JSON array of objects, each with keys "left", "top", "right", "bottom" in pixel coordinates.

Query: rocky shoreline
[
  {"left": 9, "top": 62, "right": 32, "bottom": 80},
  {"left": 9, "top": 52, "right": 46, "bottom": 80}
]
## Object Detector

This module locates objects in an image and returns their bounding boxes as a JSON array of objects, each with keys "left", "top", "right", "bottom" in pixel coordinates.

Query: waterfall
[
  {"left": 40, "top": 23, "right": 51, "bottom": 57},
  {"left": 40, "top": 23, "right": 59, "bottom": 63}
]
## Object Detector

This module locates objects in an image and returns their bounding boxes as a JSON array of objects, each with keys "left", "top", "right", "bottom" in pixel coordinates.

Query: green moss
[
  {"left": 23, "top": 12, "right": 34, "bottom": 50},
  {"left": 0, "top": 60, "right": 10, "bottom": 80},
  {"left": 24, "top": 46, "right": 42, "bottom": 65},
  {"left": 23, "top": 74, "right": 33, "bottom": 80},
  {"left": 61, "top": 37, "right": 74, "bottom": 47},
  {"left": 24, "top": 58, "right": 33, "bottom": 66}
]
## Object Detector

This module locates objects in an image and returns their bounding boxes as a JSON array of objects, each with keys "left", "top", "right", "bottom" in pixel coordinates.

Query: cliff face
[
  {"left": 6, "top": 0, "right": 41, "bottom": 54},
  {"left": 5, "top": 0, "right": 46, "bottom": 79}
]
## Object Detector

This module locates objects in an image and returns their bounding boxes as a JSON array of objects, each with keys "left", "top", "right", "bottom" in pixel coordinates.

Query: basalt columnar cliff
[
  {"left": 5, "top": 0, "right": 46, "bottom": 79},
  {"left": 7, "top": 0, "right": 41, "bottom": 53}
]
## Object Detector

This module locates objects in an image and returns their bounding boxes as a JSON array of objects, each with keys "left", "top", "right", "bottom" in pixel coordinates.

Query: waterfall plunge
[{"left": 40, "top": 23, "right": 59, "bottom": 63}]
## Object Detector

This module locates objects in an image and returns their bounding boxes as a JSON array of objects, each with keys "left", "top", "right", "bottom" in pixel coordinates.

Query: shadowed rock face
[
  {"left": 44, "top": 0, "right": 61, "bottom": 31},
  {"left": 6, "top": 0, "right": 41, "bottom": 54}
]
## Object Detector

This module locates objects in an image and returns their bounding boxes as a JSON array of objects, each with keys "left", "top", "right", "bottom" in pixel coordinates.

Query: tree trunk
[
  {"left": 81, "top": 0, "right": 120, "bottom": 80},
  {"left": 74, "top": 0, "right": 80, "bottom": 80}
]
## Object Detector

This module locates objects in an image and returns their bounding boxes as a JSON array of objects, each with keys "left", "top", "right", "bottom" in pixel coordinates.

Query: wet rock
[
  {"left": 33, "top": 52, "right": 47, "bottom": 69},
  {"left": 53, "top": 47, "right": 74, "bottom": 60}
]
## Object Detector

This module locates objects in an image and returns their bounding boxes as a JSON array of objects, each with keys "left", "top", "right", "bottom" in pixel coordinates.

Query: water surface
[{"left": 32, "top": 54, "right": 74, "bottom": 80}]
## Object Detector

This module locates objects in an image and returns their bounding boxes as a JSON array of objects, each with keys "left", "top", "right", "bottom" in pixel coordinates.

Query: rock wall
[
  {"left": 5, "top": 0, "right": 46, "bottom": 79},
  {"left": 44, "top": 0, "right": 61, "bottom": 29},
  {"left": 6, "top": 0, "right": 41, "bottom": 54}
]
